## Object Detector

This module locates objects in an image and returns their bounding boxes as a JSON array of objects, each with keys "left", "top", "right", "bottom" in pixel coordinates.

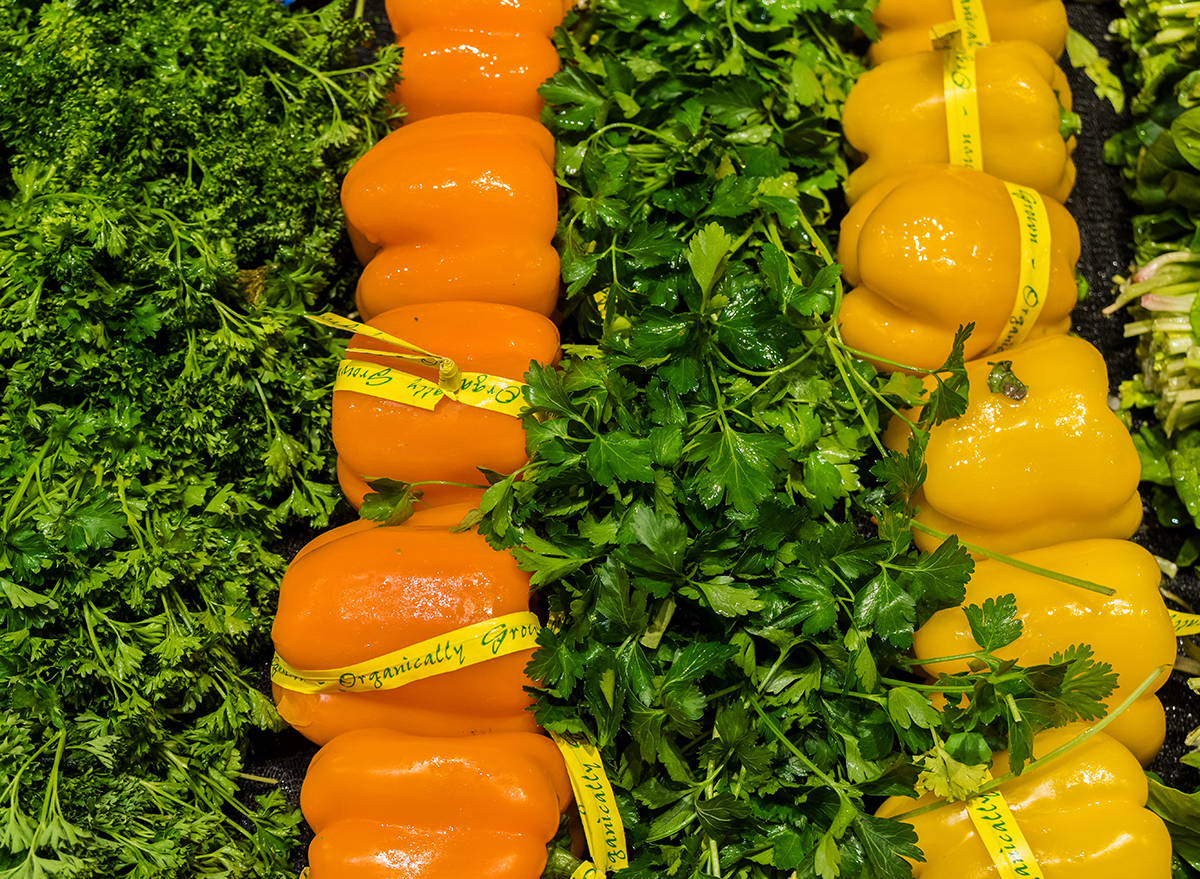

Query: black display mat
[
  {"left": 1061, "top": 0, "right": 1200, "bottom": 793},
  {"left": 244, "top": 0, "right": 1200, "bottom": 867}
]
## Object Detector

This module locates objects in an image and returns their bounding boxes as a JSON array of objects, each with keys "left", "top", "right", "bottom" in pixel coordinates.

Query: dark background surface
[
  {"left": 1060, "top": 0, "right": 1200, "bottom": 794},
  {"left": 245, "top": 0, "right": 1200, "bottom": 867}
]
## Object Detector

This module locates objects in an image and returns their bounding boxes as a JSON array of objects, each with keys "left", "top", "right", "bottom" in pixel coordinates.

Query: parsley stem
[
  {"left": 748, "top": 695, "right": 840, "bottom": 790},
  {"left": 889, "top": 663, "right": 1169, "bottom": 821},
  {"left": 2, "top": 437, "right": 52, "bottom": 531},
  {"left": 879, "top": 676, "right": 972, "bottom": 693},
  {"left": 897, "top": 650, "right": 985, "bottom": 666},
  {"left": 909, "top": 523, "right": 1115, "bottom": 596},
  {"left": 836, "top": 342, "right": 927, "bottom": 375},
  {"left": 825, "top": 340, "right": 887, "bottom": 456},
  {"left": 248, "top": 34, "right": 354, "bottom": 103}
]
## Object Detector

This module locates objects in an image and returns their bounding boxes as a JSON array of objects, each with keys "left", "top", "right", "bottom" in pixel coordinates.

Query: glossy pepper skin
[
  {"left": 332, "top": 300, "right": 561, "bottom": 509},
  {"left": 303, "top": 727, "right": 575, "bottom": 879},
  {"left": 385, "top": 0, "right": 566, "bottom": 123},
  {"left": 842, "top": 40, "right": 1076, "bottom": 206},
  {"left": 913, "top": 539, "right": 1175, "bottom": 766},
  {"left": 837, "top": 164, "right": 1079, "bottom": 371},
  {"left": 875, "top": 725, "right": 1173, "bottom": 879},
  {"left": 882, "top": 334, "right": 1143, "bottom": 557},
  {"left": 270, "top": 503, "right": 541, "bottom": 745},
  {"left": 342, "top": 112, "right": 559, "bottom": 322},
  {"left": 868, "top": 0, "right": 1068, "bottom": 66}
]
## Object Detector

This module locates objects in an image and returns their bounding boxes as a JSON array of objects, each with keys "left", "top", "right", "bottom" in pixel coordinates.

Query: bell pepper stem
[{"left": 909, "top": 522, "right": 1116, "bottom": 596}]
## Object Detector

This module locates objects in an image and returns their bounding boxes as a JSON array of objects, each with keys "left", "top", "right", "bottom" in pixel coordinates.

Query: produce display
[{"left": 4, "top": 0, "right": 1200, "bottom": 877}]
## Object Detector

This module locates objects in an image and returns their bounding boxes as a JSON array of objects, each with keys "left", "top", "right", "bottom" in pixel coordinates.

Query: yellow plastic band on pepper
[
  {"left": 309, "top": 311, "right": 462, "bottom": 391},
  {"left": 934, "top": 25, "right": 984, "bottom": 171},
  {"left": 951, "top": 0, "right": 991, "bottom": 47},
  {"left": 298, "top": 870, "right": 309, "bottom": 879},
  {"left": 985, "top": 182, "right": 1052, "bottom": 355},
  {"left": 270, "top": 611, "right": 542, "bottom": 695},
  {"left": 966, "top": 783, "right": 1047, "bottom": 879},
  {"left": 570, "top": 863, "right": 600, "bottom": 879},
  {"left": 334, "top": 357, "right": 529, "bottom": 418},
  {"left": 550, "top": 732, "right": 629, "bottom": 878},
  {"left": 1170, "top": 609, "right": 1200, "bottom": 636}
]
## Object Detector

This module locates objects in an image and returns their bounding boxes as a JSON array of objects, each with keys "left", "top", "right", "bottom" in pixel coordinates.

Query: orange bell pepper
[
  {"left": 868, "top": 0, "right": 1068, "bottom": 66},
  {"left": 875, "top": 725, "right": 1173, "bottom": 878},
  {"left": 842, "top": 40, "right": 1076, "bottom": 206},
  {"left": 342, "top": 112, "right": 560, "bottom": 321},
  {"left": 883, "top": 334, "right": 1143, "bottom": 557},
  {"left": 331, "top": 300, "right": 560, "bottom": 509},
  {"left": 302, "top": 727, "right": 575, "bottom": 879},
  {"left": 385, "top": 0, "right": 566, "bottom": 123},
  {"left": 271, "top": 503, "right": 542, "bottom": 745},
  {"left": 837, "top": 164, "right": 1079, "bottom": 372},
  {"left": 912, "top": 539, "right": 1175, "bottom": 766}
]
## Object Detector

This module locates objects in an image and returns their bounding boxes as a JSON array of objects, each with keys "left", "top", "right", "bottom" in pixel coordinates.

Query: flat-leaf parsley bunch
[{"left": 472, "top": 3, "right": 1120, "bottom": 877}]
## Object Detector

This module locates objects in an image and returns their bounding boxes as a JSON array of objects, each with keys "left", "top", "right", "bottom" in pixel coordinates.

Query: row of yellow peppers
[
  {"left": 268, "top": 2, "right": 587, "bottom": 876},
  {"left": 842, "top": 0, "right": 1176, "bottom": 874}
]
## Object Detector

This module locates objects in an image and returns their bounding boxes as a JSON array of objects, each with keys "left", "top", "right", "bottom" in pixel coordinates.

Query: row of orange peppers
[
  {"left": 270, "top": 2, "right": 583, "bottom": 876},
  {"left": 845, "top": 0, "right": 1175, "bottom": 874}
]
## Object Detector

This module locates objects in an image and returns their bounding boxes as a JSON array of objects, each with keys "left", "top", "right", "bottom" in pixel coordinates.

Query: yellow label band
[
  {"left": 951, "top": 0, "right": 991, "bottom": 46},
  {"left": 966, "top": 787, "right": 1046, "bottom": 879},
  {"left": 550, "top": 732, "right": 629, "bottom": 878},
  {"left": 309, "top": 311, "right": 462, "bottom": 390},
  {"left": 941, "top": 36, "right": 983, "bottom": 171},
  {"left": 271, "top": 611, "right": 542, "bottom": 695},
  {"left": 571, "top": 863, "right": 600, "bottom": 879},
  {"left": 985, "top": 183, "right": 1052, "bottom": 355},
  {"left": 334, "top": 358, "right": 529, "bottom": 418},
  {"left": 1171, "top": 610, "right": 1200, "bottom": 636}
]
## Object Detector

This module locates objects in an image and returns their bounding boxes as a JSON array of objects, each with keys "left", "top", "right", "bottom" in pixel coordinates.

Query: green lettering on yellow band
[
  {"left": 938, "top": 31, "right": 984, "bottom": 172},
  {"left": 966, "top": 783, "right": 1046, "bottom": 879},
  {"left": 551, "top": 732, "right": 629, "bottom": 879},
  {"left": 1171, "top": 609, "right": 1200, "bottom": 636},
  {"left": 334, "top": 357, "right": 529, "bottom": 418},
  {"left": 271, "top": 611, "right": 542, "bottom": 695},
  {"left": 986, "top": 183, "right": 1052, "bottom": 355},
  {"left": 951, "top": 0, "right": 991, "bottom": 46}
]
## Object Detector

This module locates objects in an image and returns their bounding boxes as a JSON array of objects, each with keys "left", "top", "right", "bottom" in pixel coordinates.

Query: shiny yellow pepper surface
[
  {"left": 875, "top": 724, "right": 1173, "bottom": 879},
  {"left": 912, "top": 539, "right": 1175, "bottom": 766},
  {"left": 842, "top": 40, "right": 1076, "bottom": 206},
  {"left": 837, "top": 164, "right": 1079, "bottom": 372},
  {"left": 867, "top": 0, "right": 1068, "bottom": 66},
  {"left": 882, "top": 334, "right": 1143, "bottom": 557}
]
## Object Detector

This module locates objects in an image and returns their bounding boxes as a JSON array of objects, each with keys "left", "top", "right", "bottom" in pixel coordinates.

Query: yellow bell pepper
[
  {"left": 842, "top": 40, "right": 1076, "bottom": 206},
  {"left": 868, "top": 0, "right": 1068, "bottom": 66},
  {"left": 912, "top": 539, "right": 1175, "bottom": 766},
  {"left": 875, "top": 724, "right": 1173, "bottom": 878},
  {"left": 837, "top": 164, "right": 1078, "bottom": 372},
  {"left": 882, "top": 334, "right": 1143, "bottom": 557}
]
